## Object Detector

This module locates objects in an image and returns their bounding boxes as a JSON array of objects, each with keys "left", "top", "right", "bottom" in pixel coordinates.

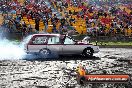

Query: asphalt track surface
[{"left": 0, "top": 48, "right": 132, "bottom": 88}]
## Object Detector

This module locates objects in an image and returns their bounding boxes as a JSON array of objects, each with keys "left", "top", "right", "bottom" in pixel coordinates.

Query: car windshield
[{"left": 64, "top": 37, "right": 75, "bottom": 44}]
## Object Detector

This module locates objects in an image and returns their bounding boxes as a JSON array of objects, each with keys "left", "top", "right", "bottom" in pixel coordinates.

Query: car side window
[
  {"left": 64, "top": 37, "right": 74, "bottom": 44},
  {"left": 32, "top": 36, "right": 47, "bottom": 44},
  {"left": 48, "top": 36, "right": 60, "bottom": 44}
]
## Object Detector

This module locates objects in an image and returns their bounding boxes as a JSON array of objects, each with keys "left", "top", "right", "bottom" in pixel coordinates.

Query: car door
[
  {"left": 62, "top": 37, "right": 83, "bottom": 54},
  {"left": 46, "top": 36, "right": 63, "bottom": 54}
]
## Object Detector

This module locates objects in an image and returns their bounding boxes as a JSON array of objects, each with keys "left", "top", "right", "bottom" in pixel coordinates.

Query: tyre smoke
[
  {"left": 0, "top": 27, "right": 26, "bottom": 60},
  {"left": 0, "top": 39, "right": 26, "bottom": 60}
]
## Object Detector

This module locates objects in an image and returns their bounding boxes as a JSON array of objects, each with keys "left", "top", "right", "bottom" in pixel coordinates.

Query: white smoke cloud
[
  {"left": 0, "top": 39, "right": 26, "bottom": 60},
  {"left": 0, "top": 26, "right": 28, "bottom": 60}
]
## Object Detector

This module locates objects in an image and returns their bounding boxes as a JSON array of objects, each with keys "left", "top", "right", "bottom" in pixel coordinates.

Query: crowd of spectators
[
  {"left": 58, "top": 0, "right": 132, "bottom": 37},
  {"left": 0, "top": 0, "right": 132, "bottom": 38}
]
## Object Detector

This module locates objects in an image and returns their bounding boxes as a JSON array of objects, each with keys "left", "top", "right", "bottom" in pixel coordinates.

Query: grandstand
[{"left": 0, "top": 0, "right": 132, "bottom": 39}]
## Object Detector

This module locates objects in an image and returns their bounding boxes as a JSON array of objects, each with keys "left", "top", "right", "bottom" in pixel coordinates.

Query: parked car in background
[{"left": 24, "top": 34, "right": 99, "bottom": 58}]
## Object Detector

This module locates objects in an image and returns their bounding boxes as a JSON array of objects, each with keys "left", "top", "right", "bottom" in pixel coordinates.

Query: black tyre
[
  {"left": 83, "top": 48, "right": 93, "bottom": 57},
  {"left": 39, "top": 48, "right": 51, "bottom": 57},
  {"left": 79, "top": 76, "right": 86, "bottom": 85}
]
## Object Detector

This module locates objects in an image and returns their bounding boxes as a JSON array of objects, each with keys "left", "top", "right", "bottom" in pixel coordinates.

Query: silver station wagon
[{"left": 24, "top": 34, "right": 99, "bottom": 57}]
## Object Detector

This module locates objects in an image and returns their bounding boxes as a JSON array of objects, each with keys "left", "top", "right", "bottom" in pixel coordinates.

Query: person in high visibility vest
[{"left": 77, "top": 65, "right": 86, "bottom": 76}]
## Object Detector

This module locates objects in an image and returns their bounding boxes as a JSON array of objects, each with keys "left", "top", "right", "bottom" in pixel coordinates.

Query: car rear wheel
[
  {"left": 83, "top": 48, "right": 93, "bottom": 57},
  {"left": 39, "top": 48, "right": 51, "bottom": 57}
]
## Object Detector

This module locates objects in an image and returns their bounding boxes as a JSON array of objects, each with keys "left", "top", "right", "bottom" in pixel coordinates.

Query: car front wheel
[{"left": 83, "top": 48, "right": 93, "bottom": 57}]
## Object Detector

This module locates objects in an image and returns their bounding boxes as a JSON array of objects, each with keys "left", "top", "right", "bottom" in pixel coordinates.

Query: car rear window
[{"left": 32, "top": 36, "right": 48, "bottom": 44}]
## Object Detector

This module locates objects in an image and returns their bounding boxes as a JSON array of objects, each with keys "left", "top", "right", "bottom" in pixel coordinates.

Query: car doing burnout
[{"left": 24, "top": 34, "right": 99, "bottom": 57}]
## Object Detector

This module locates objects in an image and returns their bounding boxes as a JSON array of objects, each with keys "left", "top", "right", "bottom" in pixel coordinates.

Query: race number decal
[{"left": 33, "top": 37, "right": 47, "bottom": 44}]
